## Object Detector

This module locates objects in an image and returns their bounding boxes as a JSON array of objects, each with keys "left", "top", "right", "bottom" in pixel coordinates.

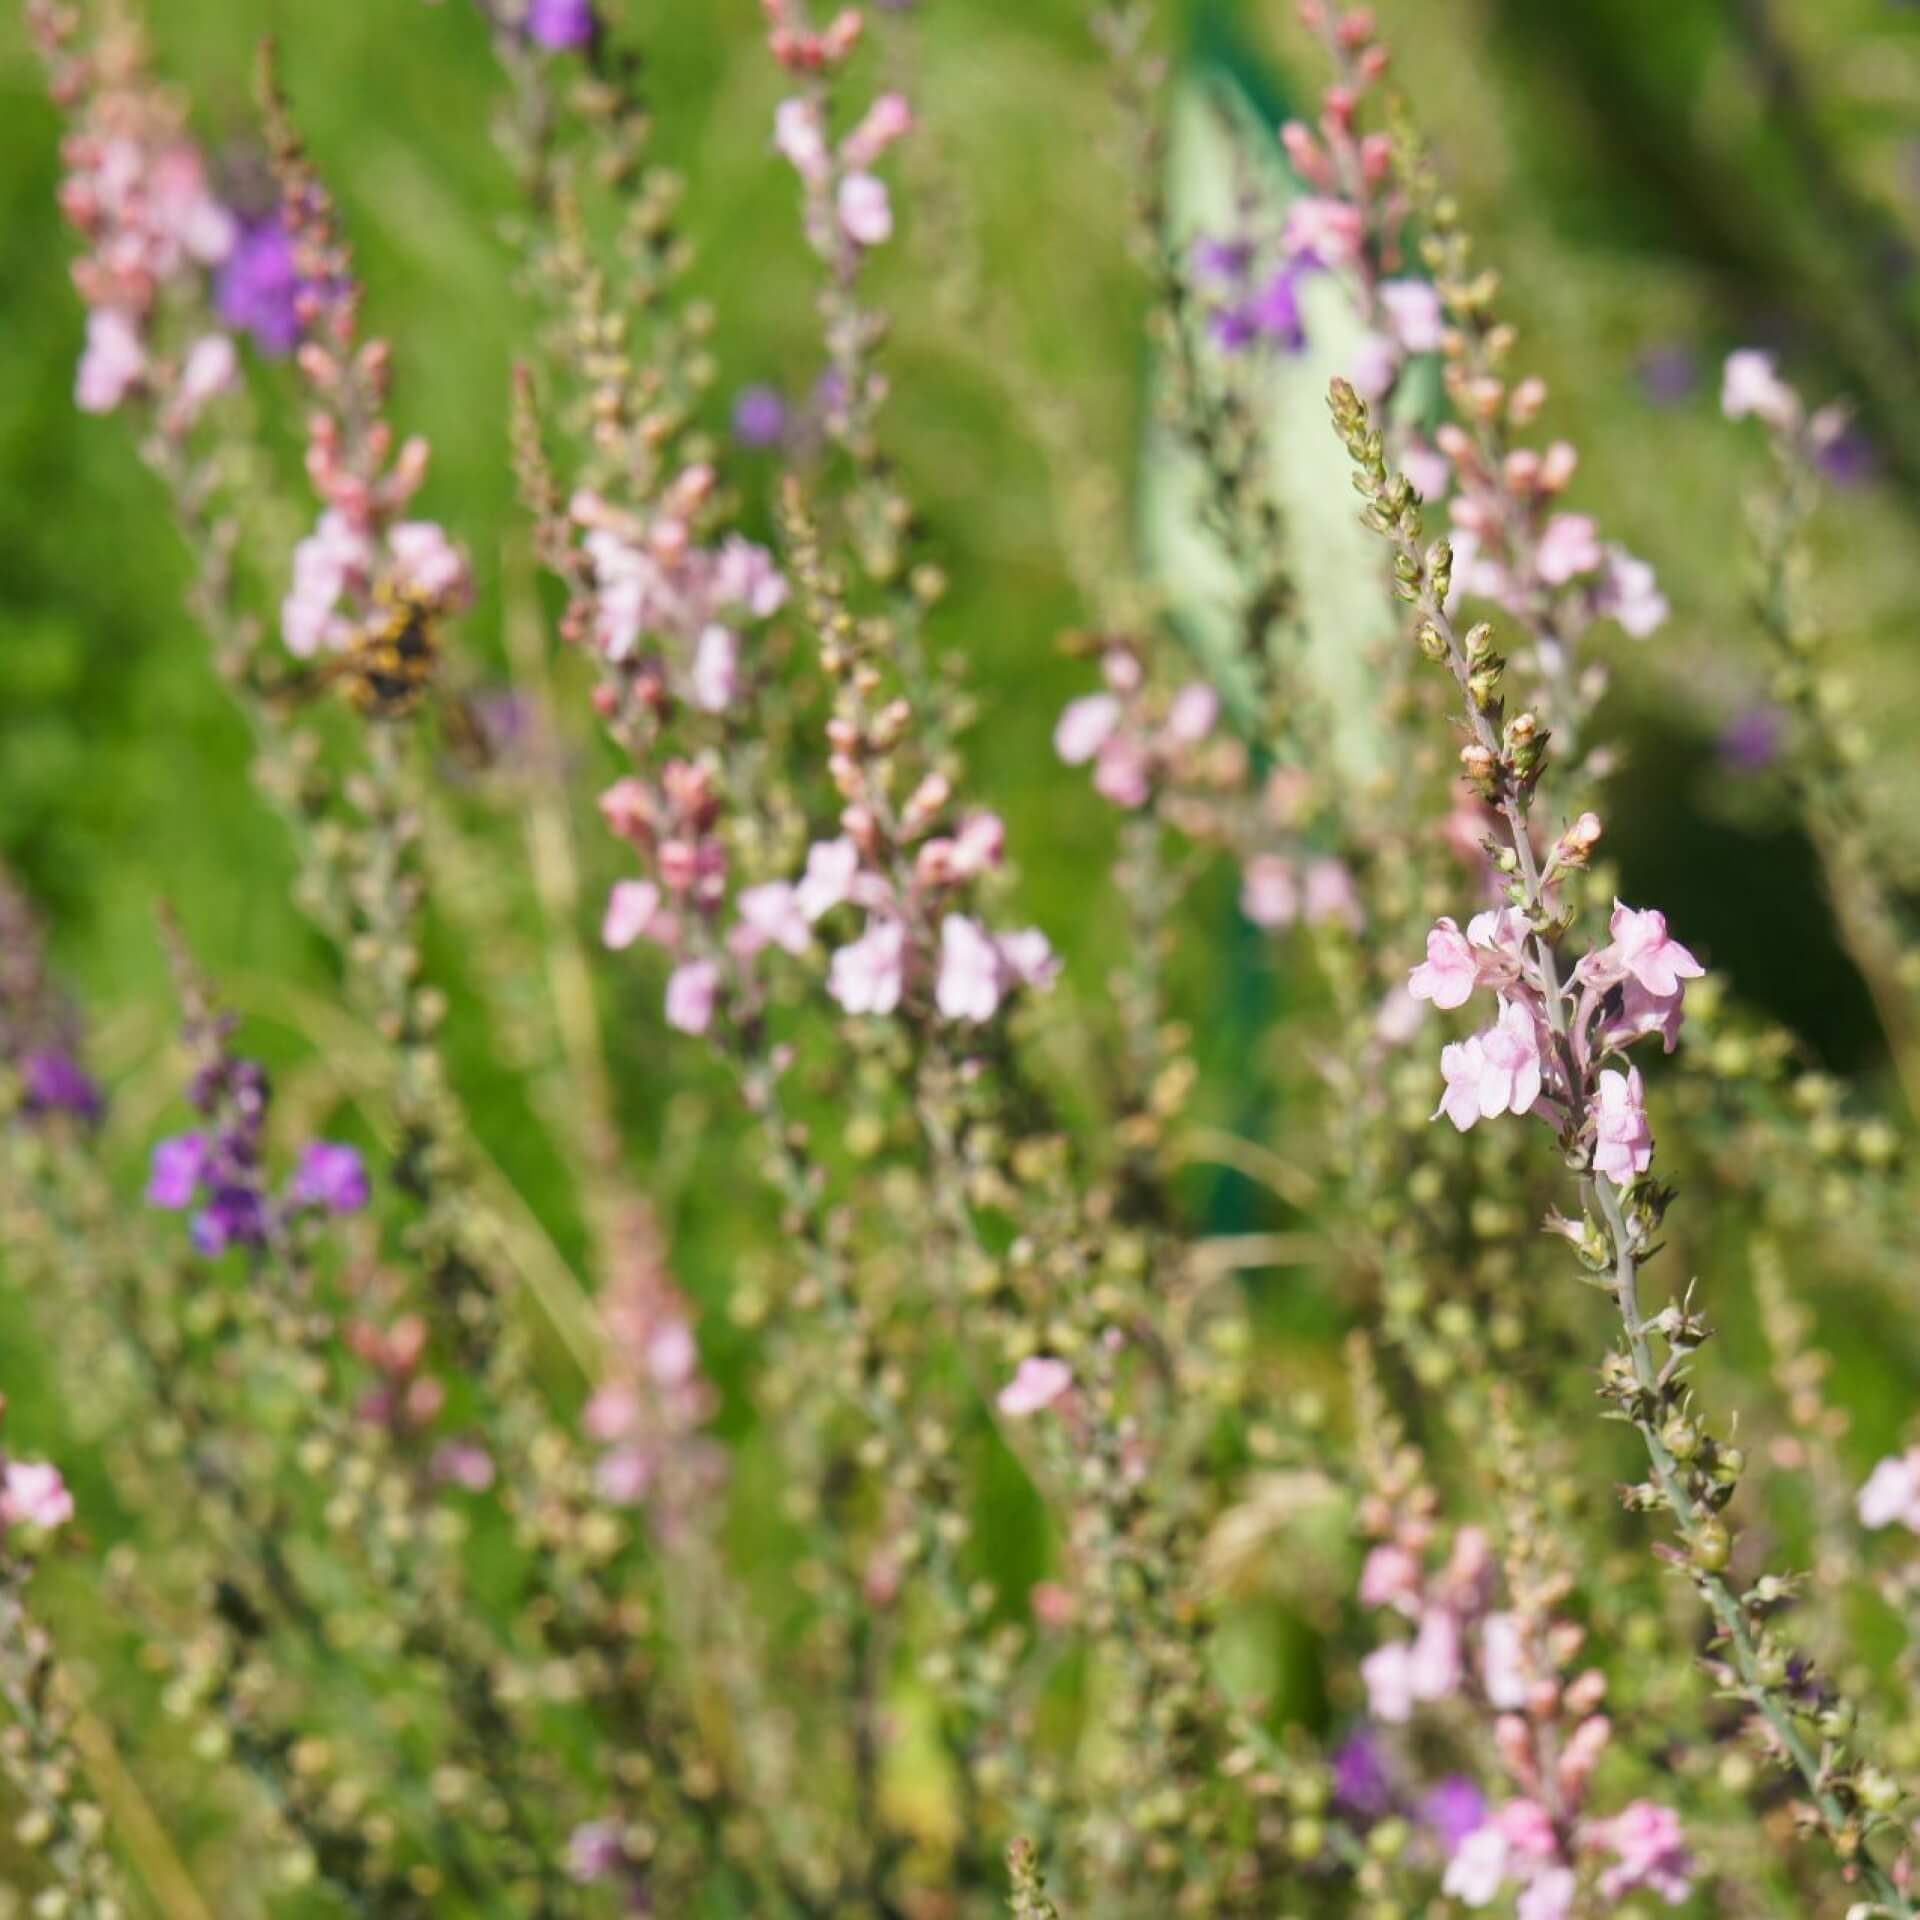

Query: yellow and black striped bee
[{"left": 333, "top": 585, "right": 441, "bottom": 719}]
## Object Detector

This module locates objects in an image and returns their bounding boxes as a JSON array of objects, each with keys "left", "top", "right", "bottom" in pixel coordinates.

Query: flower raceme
[{"left": 1410, "top": 887, "right": 1701, "bottom": 1176}]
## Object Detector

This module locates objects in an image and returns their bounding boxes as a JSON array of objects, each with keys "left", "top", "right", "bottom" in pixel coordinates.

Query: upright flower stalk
[{"left": 1331, "top": 372, "right": 1916, "bottom": 1914}]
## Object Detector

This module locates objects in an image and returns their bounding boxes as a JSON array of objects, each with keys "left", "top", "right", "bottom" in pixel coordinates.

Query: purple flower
[
  {"left": 147, "top": 1133, "right": 208, "bottom": 1209},
  {"left": 1192, "top": 235, "right": 1252, "bottom": 283},
  {"left": 1421, "top": 1776, "right": 1489, "bottom": 1855},
  {"left": 732, "top": 384, "right": 789, "bottom": 450},
  {"left": 292, "top": 1141, "right": 371, "bottom": 1215},
  {"left": 1816, "top": 421, "right": 1879, "bottom": 488},
  {"left": 526, "top": 0, "right": 597, "bottom": 50},
  {"left": 215, "top": 218, "right": 303, "bottom": 357},
  {"left": 1635, "top": 342, "right": 1699, "bottom": 408},
  {"left": 191, "top": 1185, "right": 269, "bottom": 1256},
  {"left": 1209, "top": 302, "right": 1259, "bottom": 352},
  {"left": 20, "top": 1049, "right": 103, "bottom": 1124},
  {"left": 1250, "top": 264, "right": 1308, "bottom": 350},
  {"left": 1332, "top": 1729, "right": 1392, "bottom": 1817},
  {"left": 1718, "top": 702, "right": 1786, "bottom": 774}
]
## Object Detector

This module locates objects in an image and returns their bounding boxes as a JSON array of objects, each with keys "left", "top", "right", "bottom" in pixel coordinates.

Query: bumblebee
[{"left": 334, "top": 586, "right": 441, "bottom": 719}]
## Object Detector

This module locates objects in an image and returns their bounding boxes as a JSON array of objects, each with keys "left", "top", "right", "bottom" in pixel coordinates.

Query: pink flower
[
  {"left": 282, "top": 510, "right": 373, "bottom": 657},
  {"left": 1598, "top": 545, "right": 1668, "bottom": 638},
  {"left": 602, "top": 880, "right": 665, "bottom": 951},
  {"left": 1054, "top": 693, "right": 1121, "bottom": 765},
  {"left": 996, "top": 928, "right": 1060, "bottom": 992},
  {"left": 1409, "top": 917, "right": 1479, "bottom": 1009},
  {"left": 1722, "top": 348, "right": 1800, "bottom": 431},
  {"left": 1282, "top": 195, "right": 1363, "bottom": 266},
  {"left": 1534, "top": 513, "right": 1603, "bottom": 586},
  {"left": 664, "top": 958, "right": 720, "bottom": 1035},
  {"left": 1358, "top": 1543, "right": 1422, "bottom": 1615},
  {"left": 1301, "top": 858, "right": 1361, "bottom": 931},
  {"left": 1435, "top": 1034, "right": 1491, "bottom": 1132},
  {"left": 1515, "top": 1868, "right": 1576, "bottom": 1920},
  {"left": 1591, "top": 1066, "right": 1653, "bottom": 1185},
  {"left": 1092, "top": 732, "right": 1153, "bottom": 809},
  {"left": 1241, "top": 855, "right": 1300, "bottom": 930},
  {"left": 1480, "top": 1612, "right": 1529, "bottom": 1709},
  {"left": 937, "top": 914, "right": 1004, "bottom": 1022},
  {"left": 1379, "top": 278, "right": 1445, "bottom": 354},
  {"left": 1434, "top": 1002, "right": 1543, "bottom": 1130},
  {"left": 1402, "top": 433, "right": 1452, "bottom": 502},
  {"left": 691, "top": 625, "right": 740, "bottom": 711},
  {"left": 1496, "top": 1799, "right": 1559, "bottom": 1863},
  {"left": 1362, "top": 1610, "right": 1459, "bottom": 1722},
  {"left": 1442, "top": 1825, "right": 1509, "bottom": 1906},
  {"left": 828, "top": 919, "right": 907, "bottom": 1016},
  {"left": 997, "top": 1356, "right": 1072, "bottom": 1417},
  {"left": 75, "top": 308, "right": 146, "bottom": 414},
  {"left": 1601, "top": 978, "right": 1686, "bottom": 1055},
  {"left": 837, "top": 172, "right": 893, "bottom": 247},
  {"left": 951, "top": 811, "right": 1006, "bottom": 878},
  {"left": 732, "top": 881, "right": 810, "bottom": 957},
  {"left": 387, "top": 520, "right": 471, "bottom": 607},
  {"left": 1345, "top": 330, "right": 1401, "bottom": 404},
  {"left": 1594, "top": 1801, "right": 1693, "bottom": 1905},
  {"left": 840, "top": 91, "right": 913, "bottom": 169},
  {"left": 173, "top": 332, "right": 238, "bottom": 422},
  {"left": 773, "top": 97, "right": 830, "bottom": 184},
  {"left": 1166, "top": 682, "right": 1219, "bottom": 744},
  {"left": 710, "top": 535, "right": 787, "bottom": 617},
  {"left": 1857, "top": 1449, "right": 1920, "bottom": 1531},
  {"left": 797, "top": 837, "right": 860, "bottom": 921},
  {"left": 1408, "top": 1606, "right": 1463, "bottom": 1701},
  {"left": 1360, "top": 1640, "right": 1418, "bottom": 1724},
  {"left": 1596, "top": 900, "right": 1704, "bottom": 999},
  {"left": 1477, "top": 1000, "right": 1543, "bottom": 1117},
  {"left": 1, "top": 1460, "right": 74, "bottom": 1532}
]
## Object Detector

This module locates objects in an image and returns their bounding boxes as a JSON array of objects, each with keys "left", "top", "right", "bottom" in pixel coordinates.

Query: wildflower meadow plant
[{"left": 7, "top": 0, "right": 1920, "bottom": 1915}]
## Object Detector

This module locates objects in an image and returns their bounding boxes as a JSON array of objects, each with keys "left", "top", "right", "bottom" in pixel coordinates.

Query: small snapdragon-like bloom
[
  {"left": 1722, "top": 348, "right": 1801, "bottom": 431},
  {"left": 1053, "top": 692, "right": 1121, "bottom": 766},
  {"left": 21, "top": 1049, "right": 104, "bottom": 1124},
  {"left": 732, "top": 383, "right": 789, "bottom": 449},
  {"left": 1409, "top": 916, "right": 1478, "bottom": 1009},
  {"left": 1857, "top": 1449, "right": 1920, "bottom": 1531},
  {"left": 0, "top": 1460, "right": 74, "bottom": 1533},
  {"left": 937, "top": 914, "right": 1004, "bottom": 1022},
  {"left": 147, "top": 1132, "right": 209, "bottom": 1208},
  {"left": 837, "top": 171, "right": 893, "bottom": 247},
  {"left": 526, "top": 0, "right": 597, "bottom": 49},
  {"left": 732, "top": 881, "right": 810, "bottom": 958},
  {"left": 1533, "top": 513, "right": 1603, "bottom": 587},
  {"left": 828, "top": 918, "right": 907, "bottom": 1016},
  {"left": 1360, "top": 1608, "right": 1461, "bottom": 1722},
  {"left": 291, "top": 1141, "right": 370, "bottom": 1215},
  {"left": 1241, "top": 855, "right": 1300, "bottom": 931},
  {"left": 602, "top": 879, "right": 667, "bottom": 952},
  {"left": 796, "top": 837, "right": 860, "bottom": 922},
  {"left": 1591, "top": 1066, "right": 1653, "bottom": 1184},
  {"left": 1442, "top": 1823, "right": 1509, "bottom": 1906},
  {"left": 1423, "top": 1778, "right": 1490, "bottom": 1856},
  {"left": 1583, "top": 900, "right": 1704, "bottom": 1000},
  {"left": 997, "top": 1355, "right": 1073, "bottom": 1418},
  {"left": 664, "top": 959, "right": 721, "bottom": 1036},
  {"left": 1282, "top": 195, "right": 1363, "bottom": 266},
  {"left": 215, "top": 216, "right": 305, "bottom": 356},
  {"left": 1331, "top": 1729, "right": 1393, "bottom": 1817},
  {"left": 1593, "top": 1801, "right": 1693, "bottom": 1904},
  {"left": 1379, "top": 278, "right": 1444, "bottom": 354},
  {"left": 1597, "top": 545, "right": 1669, "bottom": 638},
  {"left": 1479, "top": 1611, "right": 1530, "bottom": 1710},
  {"left": 75, "top": 307, "right": 146, "bottom": 414},
  {"left": 1434, "top": 1001, "right": 1543, "bottom": 1131}
]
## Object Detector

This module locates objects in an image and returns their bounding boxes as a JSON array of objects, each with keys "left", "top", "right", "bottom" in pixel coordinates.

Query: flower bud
[{"left": 1691, "top": 1519, "right": 1731, "bottom": 1572}]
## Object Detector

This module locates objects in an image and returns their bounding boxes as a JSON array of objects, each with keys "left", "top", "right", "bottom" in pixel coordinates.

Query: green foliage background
[{"left": 4, "top": 0, "right": 1920, "bottom": 1904}]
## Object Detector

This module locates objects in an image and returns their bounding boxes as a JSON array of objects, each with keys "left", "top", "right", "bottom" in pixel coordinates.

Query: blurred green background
[{"left": 5, "top": 0, "right": 1920, "bottom": 1900}]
